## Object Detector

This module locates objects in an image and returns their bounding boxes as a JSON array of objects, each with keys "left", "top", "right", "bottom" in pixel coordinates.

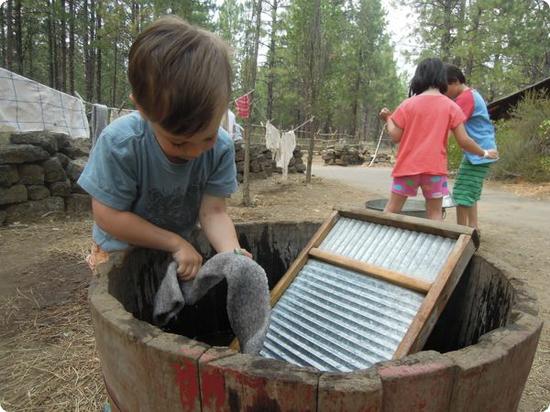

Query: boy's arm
[
  {"left": 199, "top": 194, "right": 249, "bottom": 256},
  {"left": 452, "top": 124, "right": 498, "bottom": 158},
  {"left": 92, "top": 199, "right": 203, "bottom": 280}
]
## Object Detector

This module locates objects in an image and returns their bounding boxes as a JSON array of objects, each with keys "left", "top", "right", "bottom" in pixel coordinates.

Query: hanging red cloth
[{"left": 235, "top": 94, "right": 250, "bottom": 119}]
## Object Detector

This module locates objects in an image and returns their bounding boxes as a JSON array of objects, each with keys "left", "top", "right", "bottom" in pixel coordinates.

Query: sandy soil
[{"left": 0, "top": 173, "right": 547, "bottom": 411}]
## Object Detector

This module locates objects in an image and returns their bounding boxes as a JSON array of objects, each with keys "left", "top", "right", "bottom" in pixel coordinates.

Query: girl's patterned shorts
[{"left": 391, "top": 174, "right": 449, "bottom": 199}]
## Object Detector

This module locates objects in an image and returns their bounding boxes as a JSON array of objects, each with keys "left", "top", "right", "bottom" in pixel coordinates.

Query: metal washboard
[{"left": 260, "top": 208, "right": 479, "bottom": 372}]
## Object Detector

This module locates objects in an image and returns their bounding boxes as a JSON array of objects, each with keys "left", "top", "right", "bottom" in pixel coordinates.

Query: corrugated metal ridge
[
  {"left": 319, "top": 217, "right": 456, "bottom": 283},
  {"left": 260, "top": 259, "right": 424, "bottom": 372}
]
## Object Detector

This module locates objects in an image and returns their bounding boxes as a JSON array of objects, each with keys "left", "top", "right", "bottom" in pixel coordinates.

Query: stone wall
[
  {"left": 235, "top": 142, "right": 305, "bottom": 182},
  {"left": 0, "top": 132, "right": 91, "bottom": 225},
  {"left": 0, "top": 133, "right": 308, "bottom": 225},
  {"left": 321, "top": 144, "right": 393, "bottom": 166}
]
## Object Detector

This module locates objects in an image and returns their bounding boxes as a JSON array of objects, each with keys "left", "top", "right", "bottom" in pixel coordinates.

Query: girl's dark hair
[
  {"left": 445, "top": 63, "right": 466, "bottom": 84},
  {"left": 408, "top": 57, "right": 448, "bottom": 97}
]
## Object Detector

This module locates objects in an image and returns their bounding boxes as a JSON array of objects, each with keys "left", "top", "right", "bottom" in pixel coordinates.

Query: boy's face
[
  {"left": 151, "top": 119, "right": 219, "bottom": 162},
  {"left": 445, "top": 81, "right": 462, "bottom": 99},
  {"left": 131, "top": 94, "right": 222, "bottom": 162}
]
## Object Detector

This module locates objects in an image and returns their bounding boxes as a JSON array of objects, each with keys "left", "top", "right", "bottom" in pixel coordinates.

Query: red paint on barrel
[
  {"left": 201, "top": 366, "right": 227, "bottom": 411},
  {"left": 173, "top": 359, "right": 200, "bottom": 411}
]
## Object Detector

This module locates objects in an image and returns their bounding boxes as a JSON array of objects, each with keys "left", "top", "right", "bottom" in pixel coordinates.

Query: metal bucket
[
  {"left": 365, "top": 196, "right": 456, "bottom": 219},
  {"left": 365, "top": 198, "right": 427, "bottom": 218}
]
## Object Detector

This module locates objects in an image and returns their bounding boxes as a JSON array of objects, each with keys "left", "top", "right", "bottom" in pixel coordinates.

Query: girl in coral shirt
[{"left": 379, "top": 57, "right": 498, "bottom": 220}]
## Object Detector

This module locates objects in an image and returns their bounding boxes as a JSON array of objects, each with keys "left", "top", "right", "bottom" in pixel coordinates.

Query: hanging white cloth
[
  {"left": 278, "top": 131, "right": 296, "bottom": 180},
  {"left": 265, "top": 120, "right": 280, "bottom": 156}
]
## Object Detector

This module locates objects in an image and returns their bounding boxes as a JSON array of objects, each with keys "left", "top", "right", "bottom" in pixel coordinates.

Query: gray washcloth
[{"left": 153, "top": 251, "right": 271, "bottom": 354}]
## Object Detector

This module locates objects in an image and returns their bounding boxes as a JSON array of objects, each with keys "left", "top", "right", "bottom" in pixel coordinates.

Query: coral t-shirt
[{"left": 390, "top": 94, "right": 465, "bottom": 177}]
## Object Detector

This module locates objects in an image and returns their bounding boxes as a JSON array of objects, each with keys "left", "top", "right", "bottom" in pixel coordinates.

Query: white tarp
[{"left": 0, "top": 68, "right": 90, "bottom": 139}]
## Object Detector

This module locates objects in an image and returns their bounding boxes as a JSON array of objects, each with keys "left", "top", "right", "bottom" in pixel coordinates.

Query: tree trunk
[
  {"left": 266, "top": 0, "right": 278, "bottom": 121},
  {"left": 305, "top": 0, "right": 321, "bottom": 184},
  {"left": 47, "top": 0, "right": 55, "bottom": 87},
  {"left": 1, "top": 3, "right": 7, "bottom": 67},
  {"left": 60, "top": 0, "right": 67, "bottom": 91},
  {"left": 85, "top": 0, "right": 96, "bottom": 101},
  {"left": 26, "top": 22, "right": 33, "bottom": 76},
  {"left": 112, "top": 35, "right": 118, "bottom": 107},
  {"left": 242, "top": 0, "right": 263, "bottom": 206},
  {"left": 6, "top": 0, "right": 13, "bottom": 70},
  {"left": 15, "top": 0, "right": 22, "bottom": 73},
  {"left": 95, "top": 0, "right": 102, "bottom": 102},
  {"left": 350, "top": 48, "right": 362, "bottom": 139},
  {"left": 465, "top": 5, "right": 482, "bottom": 81},
  {"left": 83, "top": 0, "right": 90, "bottom": 99},
  {"left": 440, "top": 0, "right": 453, "bottom": 61},
  {"left": 68, "top": 0, "right": 75, "bottom": 94}
]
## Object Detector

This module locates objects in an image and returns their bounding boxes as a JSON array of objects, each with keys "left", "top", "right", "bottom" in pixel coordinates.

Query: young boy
[
  {"left": 78, "top": 16, "right": 249, "bottom": 280},
  {"left": 445, "top": 63, "right": 498, "bottom": 230}
]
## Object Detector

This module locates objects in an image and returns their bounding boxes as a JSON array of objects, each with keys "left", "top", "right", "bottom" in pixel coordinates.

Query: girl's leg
[
  {"left": 425, "top": 197, "right": 443, "bottom": 221},
  {"left": 384, "top": 192, "right": 407, "bottom": 214},
  {"left": 456, "top": 205, "right": 469, "bottom": 226}
]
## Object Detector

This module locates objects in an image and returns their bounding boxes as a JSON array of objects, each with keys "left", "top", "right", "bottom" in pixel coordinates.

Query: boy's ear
[{"left": 129, "top": 94, "right": 149, "bottom": 120}]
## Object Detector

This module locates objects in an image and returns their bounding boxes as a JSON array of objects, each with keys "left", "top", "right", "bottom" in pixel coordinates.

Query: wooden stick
[{"left": 309, "top": 248, "right": 431, "bottom": 293}]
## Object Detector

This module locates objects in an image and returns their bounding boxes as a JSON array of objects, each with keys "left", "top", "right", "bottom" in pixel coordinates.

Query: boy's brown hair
[{"left": 128, "top": 16, "right": 232, "bottom": 136}]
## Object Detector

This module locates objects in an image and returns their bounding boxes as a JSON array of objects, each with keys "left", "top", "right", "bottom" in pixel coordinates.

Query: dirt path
[
  {"left": 0, "top": 171, "right": 548, "bottom": 410},
  {"left": 313, "top": 164, "right": 550, "bottom": 412}
]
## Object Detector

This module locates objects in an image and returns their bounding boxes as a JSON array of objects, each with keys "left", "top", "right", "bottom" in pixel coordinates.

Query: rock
[
  {"left": 0, "top": 165, "right": 19, "bottom": 187},
  {"left": 53, "top": 133, "right": 71, "bottom": 151},
  {"left": 56, "top": 152, "right": 71, "bottom": 168},
  {"left": 66, "top": 158, "right": 87, "bottom": 182},
  {"left": 66, "top": 194, "right": 92, "bottom": 214},
  {"left": 49, "top": 179, "right": 72, "bottom": 197},
  {"left": 6, "top": 197, "right": 65, "bottom": 223},
  {"left": 10, "top": 132, "right": 58, "bottom": 154},
  {"left": 0, "top": 209, "right": 6, "bottom": 225},
  {"left": 71, "top": 181, "right": 88, "bottom": 194},
  {"left": 60, "top": 138, "right": 91, "bottom": 159},
  {"left": 0, "top": 144, "right": 50, "bottom": 164},
  {"left": 0, "top": 184, "right": 27, "bottom": 205},
  {"left": 5, "top": 196, "right": 65, "bottom": 223},
  {"left": 61, "top": 145, "right": 89, "bottom": 159},
  {"left": 28, "top": 185, "right": 50, "bottom": 200},
  {"left": 42, "top": 157, "right": 66, "bottom": 182},
  {"left": 18, "top": 164, "right": 45, "bottom": 185}
]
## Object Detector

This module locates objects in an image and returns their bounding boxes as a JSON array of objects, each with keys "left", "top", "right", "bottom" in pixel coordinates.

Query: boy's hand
[
  {"left": 234, "top": 247, "right": 253, "bottom": 259},
  {"left": 484, "top": 149, "right": 498, "bottom": 159},
  {"left": 172, "top": 238, "right": 203, "bottom": 281},
  {"left": 378, "top": 108, "right": 392, "bottom": 121}
]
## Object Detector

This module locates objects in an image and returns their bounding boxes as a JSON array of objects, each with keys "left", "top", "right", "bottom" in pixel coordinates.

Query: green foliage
[
  {"left": 491, "top": 93, "right": 550, "bottom": 182},
  {"left": 447, "top": 138, "right": 463, "bottom": 172},
  {"left": 401, "top": 0, "right": 550, "bottom": 101}
]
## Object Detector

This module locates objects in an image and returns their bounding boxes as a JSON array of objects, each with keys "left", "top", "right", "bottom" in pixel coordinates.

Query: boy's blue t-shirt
[
  {"left": 455, "top": 88, "right": 497, "bottom": 165},
  {"left": 78, "top": 112, "right": 238, "bottom": 251}
]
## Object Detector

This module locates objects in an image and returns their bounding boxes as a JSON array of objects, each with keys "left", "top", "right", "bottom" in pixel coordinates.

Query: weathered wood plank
[
  {"left": 309, "top": 248, "right": 431, "bottom": 293},
  {"left": 394, "top": 235, "right": 475, "bottom": 358}
]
